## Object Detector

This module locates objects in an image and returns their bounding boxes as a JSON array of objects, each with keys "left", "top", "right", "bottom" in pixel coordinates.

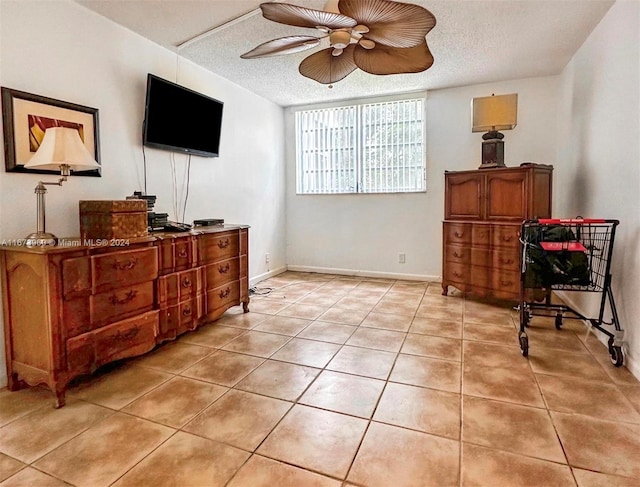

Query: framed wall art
[{"left": 1, "top": 87, "right": 101, "bottom": 176}]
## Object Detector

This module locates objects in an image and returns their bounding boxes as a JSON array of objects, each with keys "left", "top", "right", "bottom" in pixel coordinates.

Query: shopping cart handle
[{"left": 537, "top": 218, "right": 607, "bottom": 224}]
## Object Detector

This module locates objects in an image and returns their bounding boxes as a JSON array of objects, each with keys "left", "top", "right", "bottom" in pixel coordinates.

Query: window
[{"left": 295, "top": 98, "right": 426, "bottom": 194}]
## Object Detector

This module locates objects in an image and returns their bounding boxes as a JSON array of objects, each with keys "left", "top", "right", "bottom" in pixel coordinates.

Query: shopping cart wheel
[
  {"left": 555, "top": 313, "right": 563, "bottom": 330},
  {"left": 519, "top": 333, "right": 529, "bottom": 357},
  {"left": 607, "top": 338, "right": 624, "bottom": 367}
]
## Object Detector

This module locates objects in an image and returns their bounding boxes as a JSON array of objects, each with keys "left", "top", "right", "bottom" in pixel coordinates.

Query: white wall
[
  {"left": 0, "top": 0, "right": 287, "bottom": 387},
  {"left": 285, "top": 77, "right": 560, "bottom": 279},
  {"left": 555, "top": 0, "right": 640, "bottom": 376}
]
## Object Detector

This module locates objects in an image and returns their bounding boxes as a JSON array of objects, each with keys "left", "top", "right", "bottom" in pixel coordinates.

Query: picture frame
[{"left": 1, "top": 87, "right": 101, "bottom": 176}]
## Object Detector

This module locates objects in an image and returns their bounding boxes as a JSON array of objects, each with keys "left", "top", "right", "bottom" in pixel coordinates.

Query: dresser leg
[
  {"left": 53, "top": 386, "right": 66, "bottom": 409},
  {"left": 7, "top": 373, "right": 27, "bottom": 391},
  {"left": 442, "top": 284, "right": 449, "bottom": 296},
  {"left": 242, "top": 298, "right": 250, "bottom": 313}
]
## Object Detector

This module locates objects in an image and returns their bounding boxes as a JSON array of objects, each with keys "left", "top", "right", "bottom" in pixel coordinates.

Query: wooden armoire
[{"left": 442, "top": 163, "right": 553, "bottom": 300}]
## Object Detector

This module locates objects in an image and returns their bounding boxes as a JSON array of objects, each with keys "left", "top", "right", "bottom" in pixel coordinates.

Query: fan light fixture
[{"left": 241, "top": 0, "right": 436, "bottom": 86}]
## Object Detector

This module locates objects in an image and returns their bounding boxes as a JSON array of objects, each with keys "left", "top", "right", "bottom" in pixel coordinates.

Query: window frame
[{"left": 292, "top": 93, "right": 427, "bottom": 195}]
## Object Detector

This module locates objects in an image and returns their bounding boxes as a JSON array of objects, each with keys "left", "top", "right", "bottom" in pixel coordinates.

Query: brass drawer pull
[
  {"left": 501, "top": 258, "right": 514, "bottom": 265},
  {"left": 218, "top": 263, "right": 230, "bottom": 274},
  {"left": 109, "top": 290, "right": 138, "bottom": 305},
  {"left": 453, "top": 272, "right": 463, "bottom": 278},
  {"left": 177, "top": 248, "right": 188, "bottom": 258},
  {"left": 217, "top": 238, "right": 230, "bottom": 249},
  {"left": 501, "top": 235, "right": 514, "bottom": 242},
  {"left": 453, "top": 252, "right": 463, "bottom": 258},
  {"left": 219, "top": 288, "right": 231, "bottom": 299},
  {"left": 182, "top": 306, "right": 192, "bottom": 317},
  {"left": 112, "top": 258, "right": 137, "bottom": 270},
  {"left": 501, "top": 280, "right": 513, "bottom": 287},
  {"left": 115, "top": 327, "right": 139, "bottom": 341},
  {"left": 182, "top": 278, "right": 192, "bottom": 288},
  {"left": 454, "top": 231, "right": 464, "bottom": 238}
]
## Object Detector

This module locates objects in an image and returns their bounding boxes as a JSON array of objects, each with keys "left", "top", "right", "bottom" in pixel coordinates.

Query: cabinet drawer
[
  {"left": 67, "top": 310, "right": 158, "bottom": 372},
  {"left": 492, "top": 270, "right": 520, "bottom": 294},
  {"left": 470, "top": 248, "right": 492, "bottom": 268},
  {"left": 445, "top": 245, "right": 470, "bottom": 264},
  {"left": 158, "top": 295, "right": 204, "bottom": 340},
  {"left": 491, "top": 226, "right": 519, "bottom": 249},
  {"left": 493, "top": 249, "right": 519, "bottom": 271},
  {"left": 92, "top": 247, "right": 158, "bottom": 292},
  {"left": 444, "top": 262, "right": 469, "bottom": 284},
  {"left": 472, "top": 226, "right": 491, "bottom": 247},
  {"left": 444, "top": 223, "right": 472, "bottom": 245},
  {"left": 206, "top": 281, "right": 240, "bottom": 313},
  {"left": 205, "top": 257, "right": 239, "bottom": 289},
  {"left": 91, "top": 281, "right": 155, "bottom": 328},
  {"left": 157, "top": 267, "right": 205, "bottom": 306},
  {"left": 199, "top": 232, "right": 239, "bottom": 264},
  {"left": 470, "top": 265, "right": 491, "bottom": 288}
]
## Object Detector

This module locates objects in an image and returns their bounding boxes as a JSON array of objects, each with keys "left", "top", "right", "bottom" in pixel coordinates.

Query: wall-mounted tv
[{"left": 143, "top": 74, "right": 223, "bottom": 157}]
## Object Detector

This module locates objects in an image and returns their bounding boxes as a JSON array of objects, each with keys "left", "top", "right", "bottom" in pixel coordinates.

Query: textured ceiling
[{"left": 76, "top": 0, "right": 614, "bottom": 107}]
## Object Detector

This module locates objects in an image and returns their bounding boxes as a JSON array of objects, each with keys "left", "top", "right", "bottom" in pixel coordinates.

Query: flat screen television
[{"left": 143, "top": 74, "right": 223, "bottom": 157}]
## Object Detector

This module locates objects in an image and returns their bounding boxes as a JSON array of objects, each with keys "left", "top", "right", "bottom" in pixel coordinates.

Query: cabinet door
[
  {"left": 445, "top": 173, "right": 483, "bottom": 220},
  {"left": 485, "top": 171, "right": 527, "bottom": 221}
]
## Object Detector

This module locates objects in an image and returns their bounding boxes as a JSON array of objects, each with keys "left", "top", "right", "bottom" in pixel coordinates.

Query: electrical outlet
[
  {"left": 398, "top": 253, "right": 406, "bottom": 264},
  {"left": 265, "top": 253, "right": 270, "bottom": 264}
]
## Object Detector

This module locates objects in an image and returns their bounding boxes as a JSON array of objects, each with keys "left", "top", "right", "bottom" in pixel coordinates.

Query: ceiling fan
[{"left": 241, "top": 0, "right": 436, "bottom": 86}]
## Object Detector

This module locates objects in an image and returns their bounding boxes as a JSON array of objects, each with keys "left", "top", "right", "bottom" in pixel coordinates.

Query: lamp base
[
  {"left": 25, "top": 232, "right": 58, "bottom": 248},
  {"left": 479, "top": 139, "right": 506, "bottom": 169}
]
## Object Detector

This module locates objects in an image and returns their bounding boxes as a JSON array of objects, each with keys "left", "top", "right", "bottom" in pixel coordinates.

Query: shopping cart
[{"left": 518, "top": 218, "right": 624, "bottom": 366}]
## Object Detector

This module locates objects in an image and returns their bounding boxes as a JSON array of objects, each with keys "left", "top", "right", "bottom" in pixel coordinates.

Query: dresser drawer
[
  {"left": 206, "top": 281, "right": 240, "bottom": 314},
  {"left": 199, "top": 232, "right": 239, "bottom": 264},
  {"left": 492, "top": 226, "right": 519, "bottom": 249},
  {"left": 205, "top": 257, "right": 239, "bottom": 289},
  {"left": 470, "top": 248, "right": 492, "bottom": 268},
  {"left": 157, "top": 267, "right": 205, "bottom": 306},
  {"left": 445, "top": 245, "right": 470, "bottom": 264},
  {"left": 444, "top": 262, "right": 470, "bottom": 285},
  {"left": 470, "top": 265, "right": 491, "bottom": 288},
  {"left": 158, "top": 295, "right": 205, "bottom": 340},
  {"left": 92, "top": 247, "right": 158, "bottom": 292},
  {"left": 492, "top": 270, "right": 520, "bottom": 295},
  {"left": 444, "top": 223, "right": 472, "bottom": 245},
  {"left": 91, "top": 281, "right": 155, "bottom": 328},
  {"left": 67, "top": 310, "right": 159, "bottom": 372},
  {"left": 157, "top": 236, "right": 196, "bottom": 275},
  {"left": 471, "top": 225, "right": 491, "bottom": 247},
  {"left": 493, "top": 249, "right": 519, "bottom": 271}
]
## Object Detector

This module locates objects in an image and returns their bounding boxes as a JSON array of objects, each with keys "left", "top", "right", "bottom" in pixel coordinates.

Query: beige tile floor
[{"left": 1, "top": 271, "right": 640, "bottom": 486}]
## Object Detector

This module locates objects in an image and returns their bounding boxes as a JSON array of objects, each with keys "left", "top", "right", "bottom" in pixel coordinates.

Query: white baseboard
[
  {"left": 286, "top": 264, "right": 440, "bottom": 282},
  {"left": 0, "top": 371, "right": 6, "bottom": 389},
  {"left": 250, "top": 266, "right": 287, "bottom": 286},
  {"left": 556, "top": 291, "right": 639, "bottom": 381}
]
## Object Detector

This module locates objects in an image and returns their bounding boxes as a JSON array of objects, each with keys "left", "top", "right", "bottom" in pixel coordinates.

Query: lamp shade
[
  {"left": 24, "top": 127, "right": 100, "bottom": 171},
  {"left": 472, "top": 94, "right": 518, "bottom": 132}
]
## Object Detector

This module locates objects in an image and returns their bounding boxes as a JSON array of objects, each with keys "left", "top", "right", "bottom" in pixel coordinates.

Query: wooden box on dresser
[
  {"left": 0, "top": 225, "right": 249, "bottom": 407},
  {"left": 442, "top": 163, "right": 553, "bottom": 300}
]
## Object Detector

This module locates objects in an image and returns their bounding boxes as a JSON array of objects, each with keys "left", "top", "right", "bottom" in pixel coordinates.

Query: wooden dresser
[
  {"left": 442, "top": 164, "right": 553, "bottom": 300},
  {"left": 1, "top": 225, "right": 249, "bottom": 407}
]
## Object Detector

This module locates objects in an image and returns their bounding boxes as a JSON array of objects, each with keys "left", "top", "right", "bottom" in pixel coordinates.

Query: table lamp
[
  {"left": 472, "top": 93, "right": 518, "bottom": 169},
  {"left": 23, "top": 127, "right": 100, "bottom": 247}
]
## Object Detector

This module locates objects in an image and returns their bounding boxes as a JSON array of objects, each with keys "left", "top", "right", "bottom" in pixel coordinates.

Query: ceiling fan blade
[
  {"left": 261, "top": 2, "right": 356, "bottom": 29},
  {"left": 338, "top": 0, "right": 436, "bottom": 48},
  {"left": 299, "top": 45, "right": 357, "bottom": 84},
  {"left": 353, "top": 40, "right": 434, "bottom": 75},
  {"left": 241, "top": 36, "right": 321, "bottom": 59}
]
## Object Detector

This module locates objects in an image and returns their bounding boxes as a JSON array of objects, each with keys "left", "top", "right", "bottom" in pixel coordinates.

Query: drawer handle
[
  {"left": 177, "top": 249, "right": 188, "bottom": 258},
  {"left": 182, "top": 278, "right": 192, "bottom": 288},
  {"left": 501, "top": 280, "right": 513, "bottom": 287},
  {"left": 501, "top": 235, "right": 514, "bottom": 242},
  {"left": 454, "top": 231, "right": 464, "bottom": 238},
  {"left": 218, "top": 238, "right": 230, "bottom": 249},
  {"left": 218, "top": 263, "right": 230, "bottom": 274},
  {"left": 182, "top": 306, "right": 192, "bottom": 317},
  {"left": 219, "top": 288, "right": 231, "bottom": 299},
  {"left": 109, "top": 290, "right": 138, "bottom": 305},
  {"left": 112, "top": 258, "right": 138, "bottom": 270},
  {"left": 115, "top": 327, "right": 139, "bottom": 341},
  {"left": 453, "top": 252, "right": 463, "bottom": 258},
  {"left": 453, "top": 272, "right": 463, "bottom": 278},
  {"left": 502, "top": 259, "right": 514, "bottom": 265}
]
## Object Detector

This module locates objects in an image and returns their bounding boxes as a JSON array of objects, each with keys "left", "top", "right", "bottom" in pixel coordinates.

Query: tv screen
[{"left": 143, "top": 74, "right": 223, "bottom": 157}]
